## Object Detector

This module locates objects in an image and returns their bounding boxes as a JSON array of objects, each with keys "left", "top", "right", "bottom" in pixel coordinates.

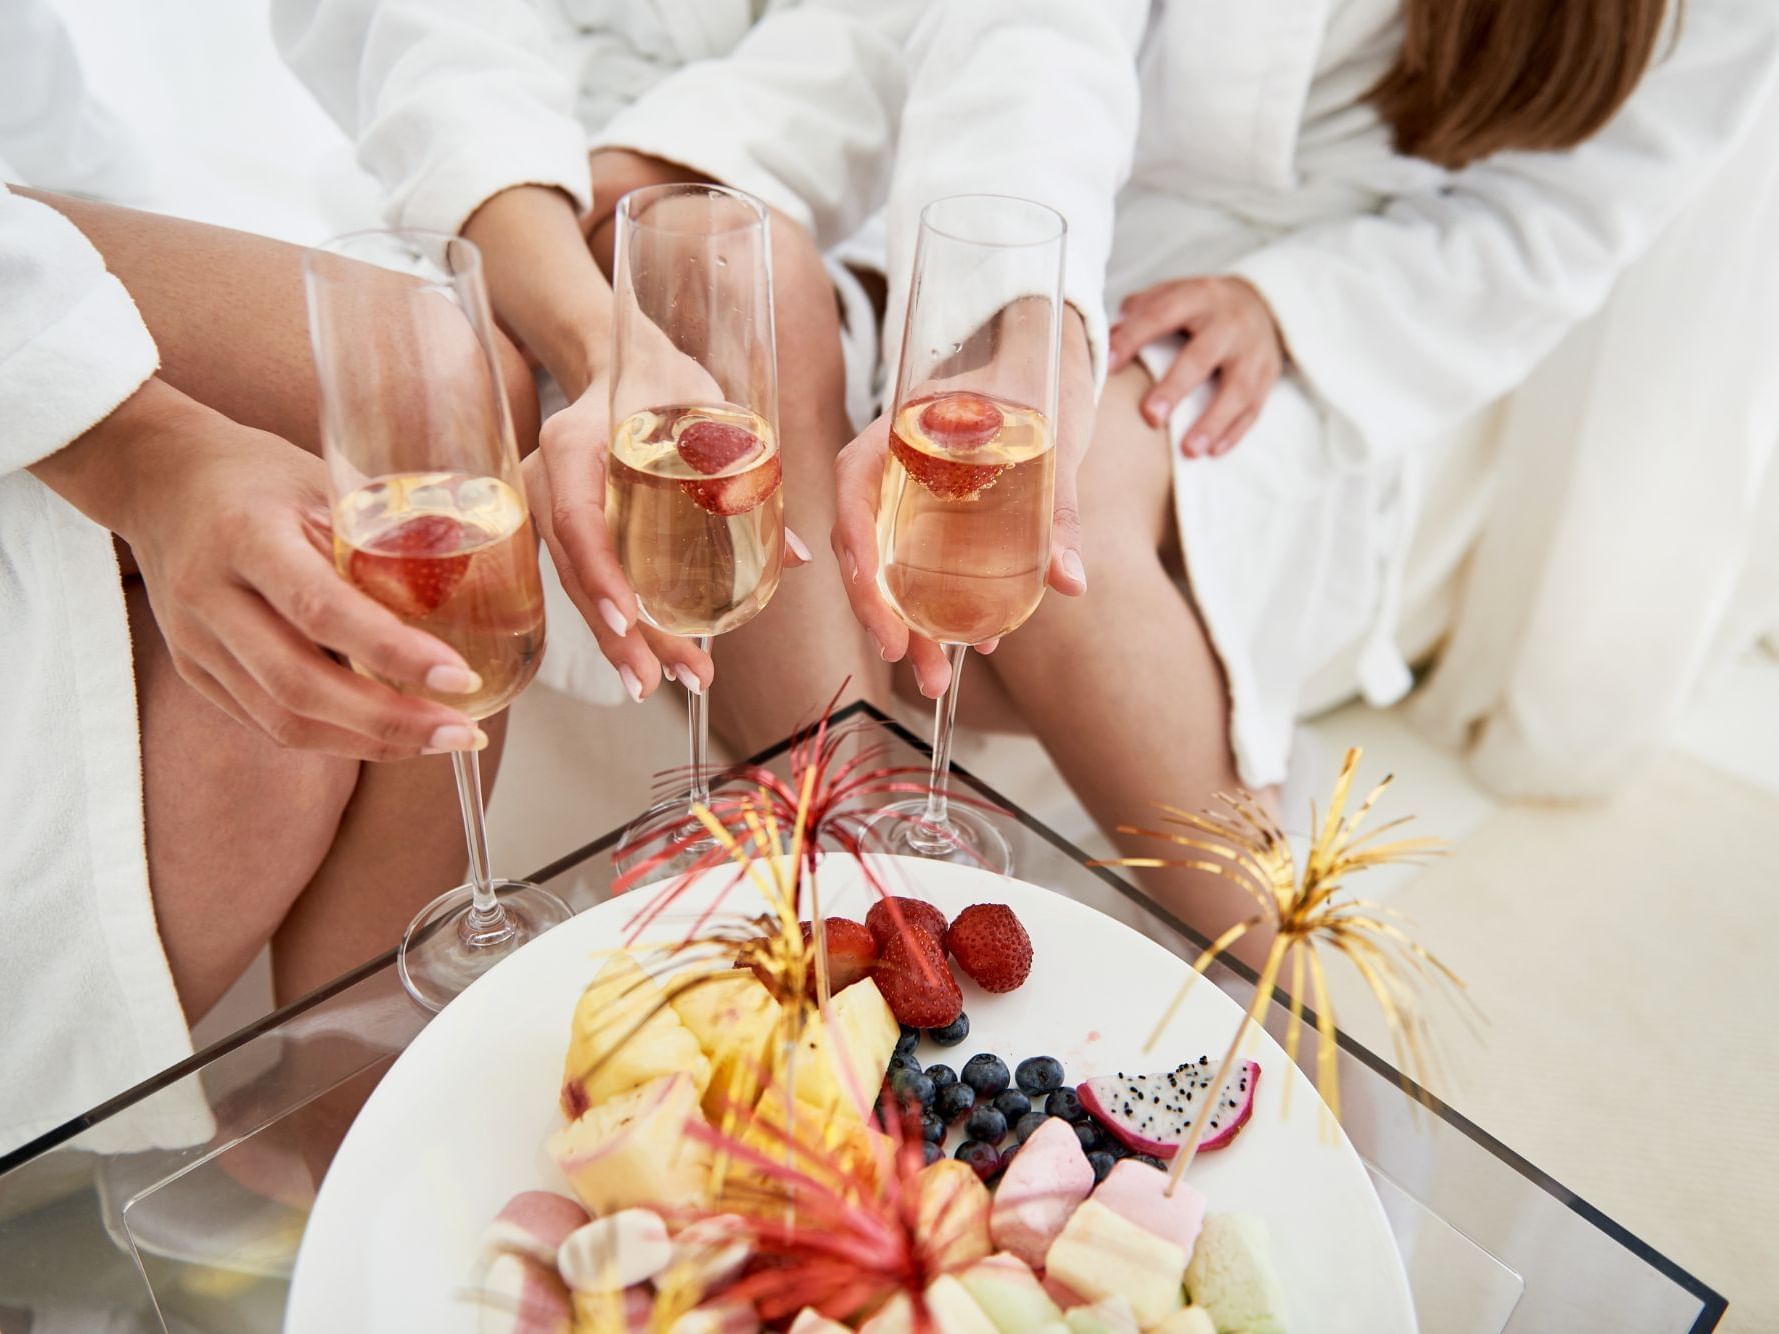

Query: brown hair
[{"left": 1371, "top": 0, "right": 1671, "bottom": 169}]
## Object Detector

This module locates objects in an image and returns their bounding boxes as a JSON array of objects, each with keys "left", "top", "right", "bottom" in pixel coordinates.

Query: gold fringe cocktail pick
[{"left": 1095, "top": 748, "right": 1470, "bottom": 1196}]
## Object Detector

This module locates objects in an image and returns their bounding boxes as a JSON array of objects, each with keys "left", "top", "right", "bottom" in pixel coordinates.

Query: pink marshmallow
[
  {"left": 482, "top": 1190, "right": 592, "bottom": 1266},
  {"left": 1089, "top": 1160, "right": 1206, "bottom": 1260},
  {"left": 989, "top": 1117, "right": 1096, "bottom": 1268}
]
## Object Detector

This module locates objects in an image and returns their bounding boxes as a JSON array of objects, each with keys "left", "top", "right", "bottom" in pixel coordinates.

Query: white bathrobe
[
  {"left": 0, "top": 7, "right": 210, "bottom": 1158},
  {"left": 888, "top": 0, "right": 1779, "bottom": 788},
  {"left": 273, "top": 0, "right": 920, "bottom": 704}
]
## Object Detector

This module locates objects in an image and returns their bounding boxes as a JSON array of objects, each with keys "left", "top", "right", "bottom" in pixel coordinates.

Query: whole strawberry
[
  {"left": 946, "top": 904, "right": 1033, "bottom": 993},
  {"left": 874, "top": 926, "right": 964, "bottom": 1028},
  {"left": 864, "top": 896, "right": 950, "bottom": 952}
]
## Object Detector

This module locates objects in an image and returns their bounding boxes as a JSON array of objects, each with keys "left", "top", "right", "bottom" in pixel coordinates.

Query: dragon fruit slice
[{"left": 1078, "top": 1057, "right": 1260, "bottom": 1156}]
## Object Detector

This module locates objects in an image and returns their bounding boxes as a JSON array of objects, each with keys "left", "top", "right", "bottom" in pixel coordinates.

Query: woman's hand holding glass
[
  {"left": 830, "top": 309, "right": 1095, "bottom": 699},
  {"left": 31, "top": 378, "right": 485, "bottom": 761},
  {"left": 1108, "top": 275, "right": 1285, "bottom": 457}
]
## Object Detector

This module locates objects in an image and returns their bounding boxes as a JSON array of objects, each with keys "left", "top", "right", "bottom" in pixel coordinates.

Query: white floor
[{"left": 37, "top": 4, "right": 1779, "bottom": 1327}]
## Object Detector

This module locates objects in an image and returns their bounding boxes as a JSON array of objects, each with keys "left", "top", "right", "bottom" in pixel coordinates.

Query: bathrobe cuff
[
  {"left": 0, "top": 193, "right": 159, "bottom": 475},
  {"left": 373, "top": 118, "right": 594, "bottom": 238},
  {"left": 587, "top": 1, "right": 916, "bottom": 251},
  {"left": 274, "top": 0, "right": 593, "bottom": 238}
]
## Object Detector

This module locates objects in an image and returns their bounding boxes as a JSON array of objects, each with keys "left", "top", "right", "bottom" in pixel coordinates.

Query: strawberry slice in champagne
[
  {"left": 878, "top": 390, "right": 1054, "bottom": 645},
  {"left": 334, "top": 472, "right": 545, "bottom": 718},
  {"left": 606, "top": 404, "right": 785, "bottom": 636}
]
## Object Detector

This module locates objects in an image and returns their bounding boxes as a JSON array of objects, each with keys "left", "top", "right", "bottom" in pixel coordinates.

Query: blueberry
[
  {"left": 961, "top": 1054, "right": 1010, "bottom": 1098},
  {"left": 994, "top": 1089, "right": 1031, "bottom": 1121},
  {"left": 1087, "top": 1150, "right": 1116, "bottom": 1183},
  {"left": 1134, "top": 1154, "right": 1167, "bottom": 1170},
  {"left": 997, "top": 1141, "right": 1021, "bottom": 1174},
  {"left": 1016, "top": 1056, "right": 1065, "bottom": 1095},
  {"left": 889, "top": 1067, "right": 935, "bottom": 1108},
  {"left": 925, "top": 1063, "right": 958, "bottom": 1091},
  {"left": 922, "top": 1140, "right": 943, "bottom": 1166},
  {"left": 1013, "top": 1111, "right": 1050, "bottom": 1142},
  {"left": 895, "top": 1025, "right": 921, "bottom": 1059},
  {"left": 955, "top": 1139, "right": 999, "bottom": 1180},
  {"left": 1073, "top": 1122, "right": 1098, "bottom": 1153},
  {"left": 1045, "top": 1086, "right": 1086, "bottom": 1122},
  {"left": 965, "top": 1105, "right": 1008, "bottom": 1144},
  {"left": 928, "top": 1012, "right": 971, "bottom": 1047},
  {"left": 889, "top": 1051, "right": 922, "bottom": 1077},
  {"left": 935, "top": 1082, "right": 976, "bottom": 1123},
  {"left": 922, "top": 1112, "right": 946, "bottom": 1143},
  {"left": 1103, "top": 1138, "right": 1132, "bottom": 1161}
]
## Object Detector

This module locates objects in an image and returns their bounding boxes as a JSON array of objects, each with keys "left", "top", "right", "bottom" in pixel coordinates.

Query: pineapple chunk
[
  {"left": 776, "top": 978, "right": 898, "bottom": 1122},
  {"left": 562, "top": 952, "right": 711, "bottom": 1117},
  {"left": 915, "top": 1159, "right": 994, "bottom": 1274},
  {"left": 549, "top": 1073, "right": 712, "bottom": 1215},
  {"left": 670, "top": 970, "right": 784, "bottom": 1122},
  {"left": 727, "top": 1087, "right": 891, "bottom": 1204}
]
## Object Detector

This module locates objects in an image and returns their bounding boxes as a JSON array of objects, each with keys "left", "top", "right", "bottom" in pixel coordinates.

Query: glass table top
[{"left": 0, "top": 703, "right": 1726, "bottom": 1332}]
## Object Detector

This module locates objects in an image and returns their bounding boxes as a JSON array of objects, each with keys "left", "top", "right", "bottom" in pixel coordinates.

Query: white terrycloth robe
[
  {"left": 0, "top": 145, "right": 207, "bottom": 1165},
  {"left": 885, "top": 0, "right": 1779, "bottom": 788},
  {"left": 274, "top": 0, "right": 921, "bottom": 706}
]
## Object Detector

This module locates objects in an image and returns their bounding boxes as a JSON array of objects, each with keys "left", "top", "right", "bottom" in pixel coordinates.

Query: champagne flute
[
  {"left": 868, "top": 195, "right": 1065, "bottom": 872},
  {"left": 604, "top": 185, "right": 784, "bottom": 873},
  {"left": 303, "top": 229, "right": 572, "bottom": 1010}
]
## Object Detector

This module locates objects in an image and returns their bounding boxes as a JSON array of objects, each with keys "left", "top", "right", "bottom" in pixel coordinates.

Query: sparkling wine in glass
[
  {"left": 869, "top": 195, "right": 1065, "bottom": 873},
  {"left": 304, "top": 230, "right": 572, "bottom": 1010},
  {"left": 604, "top": 185, "right": 783, "bottom": 874}
]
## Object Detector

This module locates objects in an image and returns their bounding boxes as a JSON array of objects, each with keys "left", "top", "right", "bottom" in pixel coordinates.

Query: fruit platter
[{"left": 285, "top": 856, "right": 1415, "bottom": 1332}]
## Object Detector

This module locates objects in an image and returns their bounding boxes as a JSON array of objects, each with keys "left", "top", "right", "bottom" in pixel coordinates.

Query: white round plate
[{"left": 288, "top": 856, "right": 1415, "bottom": 1332}]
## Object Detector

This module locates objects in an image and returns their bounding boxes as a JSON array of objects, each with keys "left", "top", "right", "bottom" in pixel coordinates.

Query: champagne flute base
[
  {"left": 612, "top": 778, "right": 754, "bottom": 883},
  {"left": 398, "top": 879, "right": 573, "bottom": 1012},
  {"left": 865, "top": 798, "right": 1013, "bottom": 874}
]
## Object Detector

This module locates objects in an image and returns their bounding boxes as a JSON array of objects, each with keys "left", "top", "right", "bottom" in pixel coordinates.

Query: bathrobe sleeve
[
  {"left": 587, "top": 0, "right": 925, "bottom": 251},
  {"left": 272, "top": 0, "right": 591, "bottom": 236},
  {"left": 0, "top": 187, "right": 159, "bottom": 475},
  {"left": 882, "top": 0, "right": 1147, "bottom": 392},
  {"left": 1229, "top": 0, "right": 1779, "bottom": 464}
]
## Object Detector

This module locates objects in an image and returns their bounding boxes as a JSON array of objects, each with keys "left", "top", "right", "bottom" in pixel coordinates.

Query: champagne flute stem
[
  {"left": 919, "top": 643, "right": 971, "bottom": 832},
  {"left": 687, "top": 634, "right": 714, "bottom": 812},
  {"left": 451, "top": 749, "right": 511, "bottom": 943}
]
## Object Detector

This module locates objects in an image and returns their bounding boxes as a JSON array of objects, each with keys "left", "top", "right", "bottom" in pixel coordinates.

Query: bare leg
[
  {"left": 130, "top": 580, "right": 354, "bottom": 1022},
  {"left": 585, "top": 152, "right": 887, "bottom": 751},
  {"left": 979, "top": 366, "right": 1266, "bottom": 958},
  {"left": 269, "top": 714, "right": 509, "bottom": 1005},
  {"left": 32, "top": 193, "right": 540, "bottom": 1014}
]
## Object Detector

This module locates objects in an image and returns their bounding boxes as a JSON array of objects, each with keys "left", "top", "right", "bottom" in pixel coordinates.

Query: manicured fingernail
[
  {"left": 619, "top": 664, "right": 643, "bottom": 703},
  {"left": 1185, "top": 432, "right": 1208, "bottom": 456},
  {"left": 679, "top": 668, "right": 704, "bottom": 696},
  {"left": 870, "top": 630, "right": 892, "bottom": 661},
  {"left": 921, "top": 670, "right": 951, "bottom": 700},
  {"left": 1145, "top": 397, "right": 1168, "bottom": 424},
  {"left": 598, "top": 598, "right": 629, "bottom": 638},
  {"left": 425, "top": 723, "right": 477, "bottom": 752},
  {"left": 786, "top": 528, "right": 812, "bottom": 563},
  {"left": 425, "top": 664, "right": 482, "bottom": 694},
  {"left": 1060, "top": 550, "right": 1086, "bottom": 589},
  {"left": 661, "top": 663, "right": 678, "bottom": 685}
]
